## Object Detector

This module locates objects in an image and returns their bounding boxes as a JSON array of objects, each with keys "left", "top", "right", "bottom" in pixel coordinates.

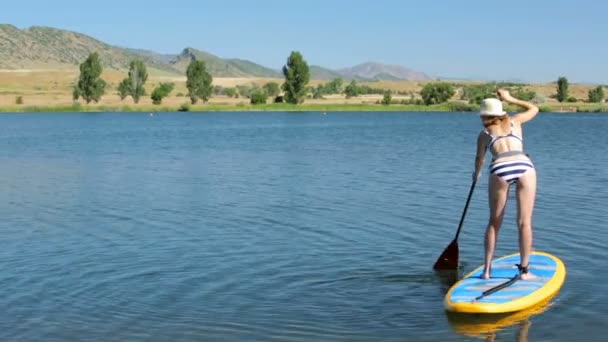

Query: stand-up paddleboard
[{"left": 445, "top": 251, "right": 566, "bottom": 313}]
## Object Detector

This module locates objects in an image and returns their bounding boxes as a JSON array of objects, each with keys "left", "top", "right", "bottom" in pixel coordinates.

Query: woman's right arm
[
  {"left": 473, "top": 131, "right": 487, "bottom": 181},
  {"left": 497, "top": 89, "right": 539, "bottom": 124}
]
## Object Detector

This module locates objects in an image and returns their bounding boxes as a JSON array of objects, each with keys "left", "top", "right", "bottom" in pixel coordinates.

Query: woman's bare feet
[
  {"left": 518, "top": 264, "right": 536, "bottom": 280},
  {"left": 519, "top": 272, "right": 537, "bottom": 280},
  {"left": 481, "top": 267, "right": 491, "bottom": 279}
]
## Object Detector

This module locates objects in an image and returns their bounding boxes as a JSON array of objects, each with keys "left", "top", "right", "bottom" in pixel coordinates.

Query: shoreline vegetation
[
  {"left": 1, "top": 49, "right": 606, "bottom": 113},
  {"left": 1, "top": 102, "right": 607, "bottom": 113}
]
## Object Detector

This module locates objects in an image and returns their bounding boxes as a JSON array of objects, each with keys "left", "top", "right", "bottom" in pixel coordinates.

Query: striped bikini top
[{"left": 484, "top": 119, "right": 524, "bottom": 157}]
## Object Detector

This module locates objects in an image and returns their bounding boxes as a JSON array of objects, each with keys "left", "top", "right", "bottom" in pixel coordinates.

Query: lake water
[{"left": 1, "top": 111, "right": 606, "bottom": 341}]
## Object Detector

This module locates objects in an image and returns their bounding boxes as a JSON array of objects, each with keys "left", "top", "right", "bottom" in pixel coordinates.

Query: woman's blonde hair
[{"left": 483, "top": 114, "right": 509, "bottom": 128}]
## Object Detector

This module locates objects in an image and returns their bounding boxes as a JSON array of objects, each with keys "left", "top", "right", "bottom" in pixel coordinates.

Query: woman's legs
[
  {"left": 516, "top": 168, "right": 537, "bottom": 280},
  {"left": 482, "top": 174, "right": 510, "bottom": 279}
]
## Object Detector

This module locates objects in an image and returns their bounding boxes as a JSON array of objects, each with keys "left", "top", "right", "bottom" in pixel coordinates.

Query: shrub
[
  {"left": 447, "top": 102, "right": 477, "bottom": 112},
  {"left": 381, "top": 92, "right": 392, "bottom": 105},
  {"left": 150, "top": 83, "right": 175, "bottom": 105},
  {"left": 178, "top": 103, "right": 190, "bottom": 112},
  {"left": 250, "top": 91, "right": 268, "bottom": 105},
  {"left": 420, "top": 83, "right": 455, "bottom": 105}
]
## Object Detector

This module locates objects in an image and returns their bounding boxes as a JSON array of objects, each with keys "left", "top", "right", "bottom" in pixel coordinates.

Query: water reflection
[
  {"left": 436, "top": 267, "right": 558, "bottom": 340},
  {"left": 446, "top": 297, "right": 554, "bottom": 340},
  {"left": 434, "top": 270, "right": 460, "bottom": 294}
]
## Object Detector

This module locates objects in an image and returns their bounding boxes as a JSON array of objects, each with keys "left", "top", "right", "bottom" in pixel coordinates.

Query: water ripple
[{"left": 0, "top": 112, "right": 605, "bottom": 341}]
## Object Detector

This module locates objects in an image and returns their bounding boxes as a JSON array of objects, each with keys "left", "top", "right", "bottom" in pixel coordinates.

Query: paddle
[{"left": 433, "top": 180, "right": 477, "bottom": 270}]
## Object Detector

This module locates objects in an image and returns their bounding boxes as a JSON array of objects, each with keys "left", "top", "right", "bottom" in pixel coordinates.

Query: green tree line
[{"left": 72, "top": 52, "right": 605, "bottom": 108}]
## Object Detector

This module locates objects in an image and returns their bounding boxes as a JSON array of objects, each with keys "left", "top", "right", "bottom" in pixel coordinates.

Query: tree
[
  {"left": 305, "top": 86, "right": 315, "bottom": 98},
  {"left": 382, "top": 91, "right": 392, "bottom": 105},
  {"left": 186, "top": 60, "right": 213, "bottom": 104},
  {"left": 588, "top": 86, "right": 604, "bottom": 103},
  {"left": 460, "top": 83, "right": 496, "bottom": 104},
  {"left": 326, "top": 78, "right": 343, "bottom": 94},
  {"left": 344, "top": 80, "right": 359, "bottom": 98},
  {"left": 313, "top": 84, "right": 325, "bottom": 99},
  {"left": 72, "top": 87, "right": 81, "bottom": 101},
  {"left": 532, "top": 93, "right": 547, "bottom": 104},
  {"left": 151, "top": 83, "right": 175, "bottom": 105},
  {"left": 129, "top": 60, "right": 148, "bottom": 103},
  {"left": 420, "top": 83, "right": 455, "bottom": 105},
  {"left": 250, "top": 90, "right": 268, "bottom": 104},
  {"left": 512, "top": 88, "right": 536, "bottom": 101},
  {"left": 224, "top": 87, "right": 237, "bottom": 98},
  {"left": 263, "top": 82, "right": 281, "bottom": 97},
  {"left": 119, "top": 60, "right": 148, "bottom": 103},
  {"left": 73, "top": 52, "right": 106, "bottom": 103},
  {"left": 117, "top": 79, "right": 130, "bottom": 100},
  {"left": 236, "top": 84, "right": 253, "bottom": 98},
  {"left": 556, "top": 76, "right": 569, "bottom": 102},
  {"left": 213, "top": 85, "right": 224, "bottom": 95},
  {"left": 281, "top": 51, "right": 310, "bottom": 104}
]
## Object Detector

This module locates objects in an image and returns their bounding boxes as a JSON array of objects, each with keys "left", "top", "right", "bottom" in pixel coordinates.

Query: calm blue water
[{"left": 1, "top": 112, "right": 606, "bottom": 341}]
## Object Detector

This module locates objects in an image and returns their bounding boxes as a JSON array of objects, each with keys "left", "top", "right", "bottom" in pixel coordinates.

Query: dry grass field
[{"left": 0, "top": 69, "right": 603, "bottom": 111}]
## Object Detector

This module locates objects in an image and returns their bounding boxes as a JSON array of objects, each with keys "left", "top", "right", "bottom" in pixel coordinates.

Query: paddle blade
[{"left": 433, "top": 240, "right": 459, "bottom": 270}]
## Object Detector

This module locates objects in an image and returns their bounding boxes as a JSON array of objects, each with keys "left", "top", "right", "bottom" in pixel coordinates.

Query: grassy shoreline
[
  {"left": 0, "top": 102, "right": 457, "bottom": 113},
  {"left": 1, "top": 102, "right": 607, "bottom": 113},
  {"left": 2, "top": 70, "right": 606, "bottom": 113}
]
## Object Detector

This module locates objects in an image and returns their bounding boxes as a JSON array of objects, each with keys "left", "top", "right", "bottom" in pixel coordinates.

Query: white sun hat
[{"left": 479, "top": 98, "right": 506, "bottom": 116}]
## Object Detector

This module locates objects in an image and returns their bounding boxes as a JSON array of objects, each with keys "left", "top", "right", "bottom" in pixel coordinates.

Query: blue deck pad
[{"left": 450, "top": 253, "right": 558, "bottom": 304}]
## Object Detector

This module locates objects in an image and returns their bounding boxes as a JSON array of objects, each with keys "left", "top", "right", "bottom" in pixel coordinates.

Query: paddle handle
[{"left": 453, "top": 180, "right": 476, "bottom": 241}]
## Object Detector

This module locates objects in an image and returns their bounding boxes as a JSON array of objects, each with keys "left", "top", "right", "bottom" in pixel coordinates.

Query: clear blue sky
[{"left": 2, "top": 0, "right": 606, "bottom": 83}]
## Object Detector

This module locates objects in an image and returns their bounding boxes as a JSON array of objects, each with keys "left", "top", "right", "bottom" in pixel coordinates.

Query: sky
[{"left": 1, "top": 0, "right": 607, "bottom": 83}]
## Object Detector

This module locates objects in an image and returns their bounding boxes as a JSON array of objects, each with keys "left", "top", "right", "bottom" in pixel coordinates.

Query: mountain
[
  {"left": 124, "top": 48, "right": 175, "bottom": 64},
  {"left": 169, "top": 48, "right": 281, "bottom": 77},
  {"left": 338, "top": 62, "right": 431, "bottom": 81},
  {"left": 308, "top": 65, "right": 343, "bottom": 80},
  {"left": 224, "top": 58, "right": 282, "bottom": 78},
  {"left": 0, "top": 24, "right": 432, "bottom": 80},
  {"left": 0, "top": 24, "right": 179, "bottom": 74},
  {"left": 0, "top": 25, "right": 281, "bottom": 77}
]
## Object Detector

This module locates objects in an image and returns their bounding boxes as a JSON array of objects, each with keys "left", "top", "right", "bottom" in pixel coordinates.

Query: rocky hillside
[
  {"left": 0, "top": 24, "right": 432, "bottom": 80},
  {"left": 169, "top": 48, "right": 281, "bottom": 77},
  {"left": 0, "top": 24, "right": 178, "bottom": 73},
  {"left": 338, "top": 62, "right": 431, "bottom": 81}
]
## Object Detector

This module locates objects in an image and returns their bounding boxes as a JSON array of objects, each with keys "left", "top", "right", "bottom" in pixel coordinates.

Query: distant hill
[
  {"left": 0, "top": 24, "right": 433, "bottom": 81},
  {"left": 338, "top": 62, "right": 431, "bottom": 81},
  {"left": 169, "top": 48, "right": 281, "bottom": 77},
  {"left": 124, "top": 48, "right": 175, "bottom": 64},
  {"left": 0, "top": 25, "right": 281, "bottom": 77},
  {"left": 0, "top": 24, "right": 179, "bottom": 74},
  {"left": 309, "top": 65, "right": 344, "bottom": 80}
]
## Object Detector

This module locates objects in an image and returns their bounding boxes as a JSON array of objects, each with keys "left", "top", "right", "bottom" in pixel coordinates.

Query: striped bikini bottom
[{"left": 489, "top": 159, "right": 535, "bottom": 184}]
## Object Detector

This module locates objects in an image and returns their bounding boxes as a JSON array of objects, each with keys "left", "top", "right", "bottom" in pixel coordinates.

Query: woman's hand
[
  {"left": 498, "top": 88, "right": 539, "bottom": 123},
  {"left": 497, "top": 88, "right": 515, "bottom": 103},
  {"left": 472, "top": 171, "right": 481, "bottom": 182}
]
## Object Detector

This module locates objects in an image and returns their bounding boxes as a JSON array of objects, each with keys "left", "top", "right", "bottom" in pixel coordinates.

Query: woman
[{"left": 473, "top": 89, "right": 539, "bottom": 280}]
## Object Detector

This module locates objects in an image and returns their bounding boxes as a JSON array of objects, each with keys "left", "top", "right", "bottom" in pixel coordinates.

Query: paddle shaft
[
  {"left": 432, "top": 180, "right": 478, "bottom": 270},
  {"left": 452, "top": 180, "right": 477, "bottom": 242}
]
